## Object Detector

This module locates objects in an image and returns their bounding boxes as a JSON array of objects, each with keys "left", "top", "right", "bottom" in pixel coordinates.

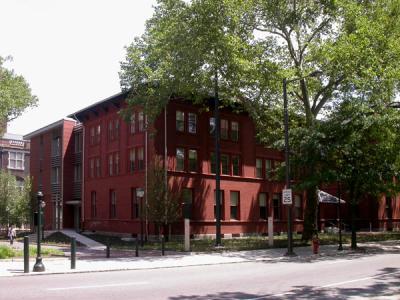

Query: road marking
[
  {"left": 241, "top": 270, "right": 400, "bottom": 300},
  {"left": 321, "top": 270, "right": 400, "bottom": 288},
  {"left": 46, "top": 282, "right": 149, "bottom": 291}
]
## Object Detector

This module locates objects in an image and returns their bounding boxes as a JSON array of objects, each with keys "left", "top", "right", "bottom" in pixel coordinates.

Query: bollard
[
  {"left": 71, "top": 237, "right": 76, "bottom": 269},
  {"left": 135, "top": 237, "right": 139, "bottom": 257},
  {"left": 106, "top": 243, "right": 110, "bottom": 258},
  {"left": 24, "top": 236, "right": 29, "bottom": 273},
  {"left": 161, "top": 235, "right": 165, "bottom": 256}
]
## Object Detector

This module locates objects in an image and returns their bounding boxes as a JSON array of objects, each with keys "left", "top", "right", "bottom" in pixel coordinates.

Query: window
[
  {"left": 115, "top": 119, "right": 120, "bottom": 139},
  {"left": 51, "top": 136, "right": 61, "bottom": 157},
  {"left": 176, "top": 148, "right": 185, "bottom": 171},
  {"left": 386, "top": 196, "right": 393, "bottom": 219},
  {"left": 265, "top": 159, "right": 272, "bottom": 179},
  {"left": 108, "top": 121, "right": 114, "bottom": 141},
  {"left": 8, "top": 151, "right": 24, "bottom": 170},
  {"left": 95, "top": 157, "right": 101, "bottom": 177},
  {"left": 221, "top": 119, "right": 229, "bottom": 139},
  {"left": 176, "top": 111, "right": 185, "bottom": 132},
  {"left": 108, "top": 154, "right": 113, "bottom": 176},
  {"left": 131, "top": 188, "right": 139, "bottom": 219},
  {"left": 231, "top": 121, "right": 239, "bottom": 141},
  {"left": 210, "top": 152, "right": 216, "bottom": 174},
  {"left": 129, "top": 148, "right": 135, "bottom": 172},
  {"left": 273, "top": 193, "right": 281, "bottom": 220},
  {"left": 137, "top": 147, "right": 144, "bottom": 169},
  {"left": 138, "top": 112, "right": 144, "bottom": 132},
  {"left": 74, "top": 132, "right": 82, "bottom": 153},
  {"left": 90, "top": 127, "right": 95, "bottom": 145},
  {"left": 256, "top": 158, "right": 263, "bottom": 178},
  {"left": 90, "top": 159, "right": 95, "bottom": 178},
  {"left": 209, "top": 117, "right": 216, "bottom": 135},
  {"left": 91, "top": 191, "right": 97, "bottom": 218},
  {"left": 114, "top": 153, "right": 120, "bottom": 175},
  {"left": 188, "top": 149, "right": 197, "bottom": 172},
  {"left": 51, "top": 167, "right": 60, "bottom": 184},
  {"left": 182, "top": 188, "right": 193, "bottom": 219},
  {"left": 130, "top": 113, "right": 136, "bottom": 134},
  {"left": 214, "top": 190, "right": 224, "bottom": 220},
  {"left": 230, "top": 191, "right": 239, "bottom": 220},
  {"left": 221, "top": 154, "right": 229, "bottom": 175},
  {"left": 16, "top": 179, "right": 24, "bottom": 191},
  {"left": 96, "top": 124, "right": 101, "bottom": 143},
  {"left": 188, "top": 113, "right": 197, "bottom": 133},
  {"left": 232, "top": 155, "right": 240, "bottom": 176},
  {"left": 110, "top": 190, "right": 117, "bottom": 218},
  {"left": 259, "top": 193, "right": 268, "bottom": 219},
  {"left": 74, "top": 164, "right": 82, "bottom": 182},
  {"left": 294, "top": 195, "right": 303, "bottom": 219}
]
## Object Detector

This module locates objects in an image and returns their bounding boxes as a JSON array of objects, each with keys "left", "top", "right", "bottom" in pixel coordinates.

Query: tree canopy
[
  {"left": 0, "top": 171, "right": 32, "bottom": 227},
  {"left": 120, "top": 0, "right": 400, "bottom": 240},
  {"left": 0, "top": 56, "right": 38, "bottom": 135}
]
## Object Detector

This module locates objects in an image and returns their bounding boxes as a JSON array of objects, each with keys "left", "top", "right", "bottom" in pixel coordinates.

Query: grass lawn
[
  {"left": 0, "top": 245, "right": 64, "bottom": 259},
  {"left": 83, "top": 231, "right": 400, "bottom": 253}
]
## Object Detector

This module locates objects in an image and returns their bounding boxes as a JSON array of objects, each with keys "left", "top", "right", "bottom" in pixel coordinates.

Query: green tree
[
  {"left": 119, "top": 0, "right": 258, "bottom": 122},
  {"left": 120, "top": 0, "right": 400, "bottom": 240},
  {"left": 249, "top": 0, "right": 400, "bottom": 240},
  {"left": 147, "top": 156, "right": 181, "bottom": 240},
  {"left": 290, "top": 98, "right": 400, "bottom": 249},
  {"left": 0, "top": 171, "right": 32, "bottom": 227},
  {"left": 0, "top": 56, "right": 38, "bottom": 135},
  {"left": 321, "top": 100, "right": 400, "bottom": 249}
]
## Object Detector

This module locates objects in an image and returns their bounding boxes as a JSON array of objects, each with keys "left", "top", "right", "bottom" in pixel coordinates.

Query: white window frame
[{"left": 8, "top": 151, "right": 25, "bottom": 170}]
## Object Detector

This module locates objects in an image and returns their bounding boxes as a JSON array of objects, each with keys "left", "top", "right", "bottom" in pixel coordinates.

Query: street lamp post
[
  {"left": 337, "top": 182, "right": 343, "bottom": 251},
  {"left": 283, "top": 78, "right": 295, "bottom": 256},
  {"left": 33, "top": 191, "right": 46, "bottom": 272}
]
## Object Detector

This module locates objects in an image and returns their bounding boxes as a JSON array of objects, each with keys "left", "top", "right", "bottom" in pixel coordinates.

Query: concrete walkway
[{"left": 1, "top": 240, "right": 399, "bottom": 277}]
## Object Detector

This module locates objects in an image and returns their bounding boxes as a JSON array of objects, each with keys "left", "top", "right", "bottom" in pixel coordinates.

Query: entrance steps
[
  {"left": 27, "top": 229, "right": 105, "bottom": 250},
  {"left": 59, "top": 229, "right": 106, "bottom": 250}
]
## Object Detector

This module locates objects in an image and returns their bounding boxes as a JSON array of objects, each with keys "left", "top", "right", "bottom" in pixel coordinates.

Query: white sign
[
  {"left": 282, "top": 189, "right": 292, "bottom": 205},
  {"left": 136, "top": 188, "right": 144, "bottom": 198}
]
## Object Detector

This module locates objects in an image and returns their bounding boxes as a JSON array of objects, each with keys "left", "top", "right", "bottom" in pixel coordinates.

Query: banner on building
[{"left": 317, "top": 190, "right": 345, "bottom": 204}]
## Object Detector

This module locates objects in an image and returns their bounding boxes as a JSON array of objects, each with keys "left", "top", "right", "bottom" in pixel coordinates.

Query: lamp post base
[
  {"left": 33, "top": 257, "right": 45, "bottom": 272},
  {"left": 284, "top": 251, "right": 297, "bottom": 257}
]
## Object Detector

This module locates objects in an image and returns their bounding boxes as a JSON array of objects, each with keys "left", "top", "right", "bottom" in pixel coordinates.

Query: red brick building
[
  {"left": 25, "top": 119, "right": 82, "bottom": 231},
  {"left": 25, "top": 92, "right": 400, "bottom": 236},
  {"left": 0, "top": 130, "right": 30, "bottom": 187}
]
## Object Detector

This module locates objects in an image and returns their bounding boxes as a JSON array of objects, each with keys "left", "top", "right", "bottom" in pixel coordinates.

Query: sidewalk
[{"left": 1, "top": 240, "right": 399, "bottom": 277}]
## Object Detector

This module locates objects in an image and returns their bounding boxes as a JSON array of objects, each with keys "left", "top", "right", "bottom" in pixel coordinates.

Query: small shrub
[{"left": 0, "top": 245, "right": 16, "bottom": 259}]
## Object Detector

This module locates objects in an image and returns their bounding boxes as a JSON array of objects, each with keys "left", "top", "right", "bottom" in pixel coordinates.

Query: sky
[{"left": 1, "top": 0, "right": 157, "bottom": 135}]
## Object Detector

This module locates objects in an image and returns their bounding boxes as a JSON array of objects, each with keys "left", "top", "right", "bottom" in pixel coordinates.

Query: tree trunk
[
  {"left": 302, "top": 185, "right": 318, "bottom": 241},
  {"left": 351, "top": 202, "right": 357, "bottom": 249}
]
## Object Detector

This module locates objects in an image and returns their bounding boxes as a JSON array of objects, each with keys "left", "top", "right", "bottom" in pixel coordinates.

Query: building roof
[
  {"left": 67, "top": 90, "right": 129, "bottom": 121},
  {"left": 24, "top": 118, "right": 76, "bottom": 140},
  {"left": 2, "top": 133, "right": 24, "bottom": 141}
]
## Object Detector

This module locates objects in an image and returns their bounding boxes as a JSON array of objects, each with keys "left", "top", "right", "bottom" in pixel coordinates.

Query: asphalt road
[{"left": 0, "top": 253, "right": 399, "bottom": 300}]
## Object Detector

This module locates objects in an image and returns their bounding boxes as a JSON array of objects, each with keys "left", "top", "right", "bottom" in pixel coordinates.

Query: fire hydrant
[{"left": 312, "top": 236, "right": 320, "bottom": 254}]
